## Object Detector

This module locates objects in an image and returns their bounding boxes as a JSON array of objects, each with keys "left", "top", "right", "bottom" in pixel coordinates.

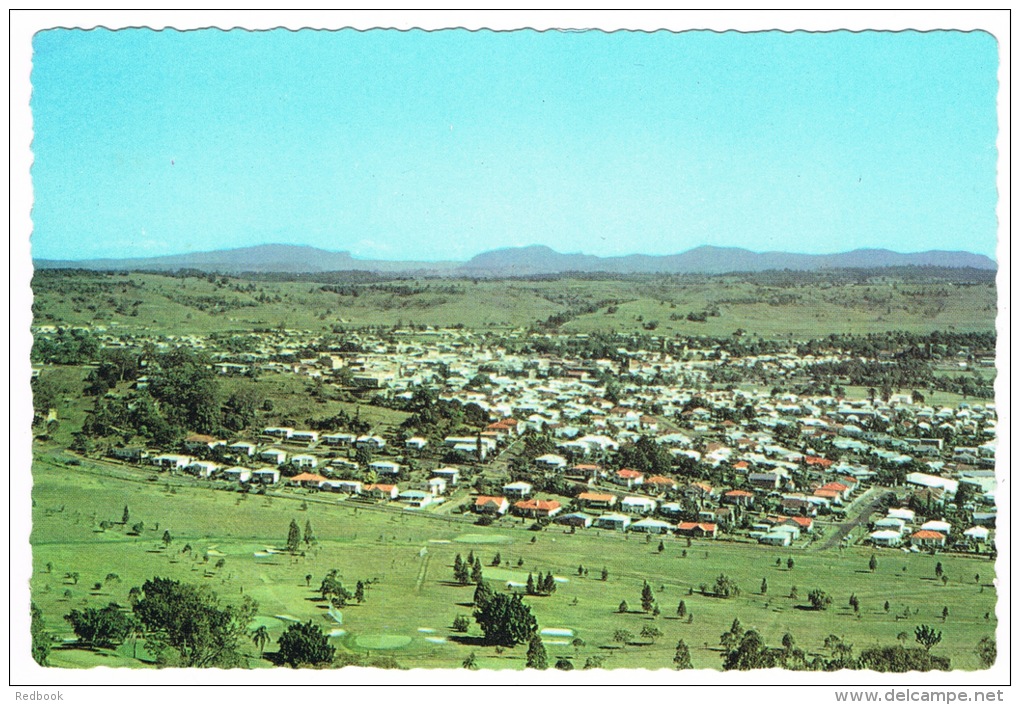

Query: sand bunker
[{"left": 540, "top": 628, "right": 575, "bottom": 637}]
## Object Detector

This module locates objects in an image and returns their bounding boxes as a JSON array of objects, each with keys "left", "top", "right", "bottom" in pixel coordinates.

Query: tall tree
[
  {"left": 287, "top": 519, "right": 301, "bottom": 553},
  {"left": 526, "top": 635, "right": 548, "bottom": 670},
  {"left": 915, "top": 625, "right": 943, "bottom": 652},
  {"left": 252, "top": 625, "right": 270, "bottom": 656},
  {"left": 31, "top": 603, "right": 51, "bottom": 666},
  {"left": 277, "top": 621, "right": 335, "bottom": 668},
  {"left": 673, "top": 639, "right": 693, "bottom": 670},
  {"left": 132, "top": 577, "right": 257, "bottom": 667},
  {"left": 641, "top": 581, "right": 655, "bottom": 612},
  {"left": 473, "top": 593, "right": 537, "bottom": 647}
]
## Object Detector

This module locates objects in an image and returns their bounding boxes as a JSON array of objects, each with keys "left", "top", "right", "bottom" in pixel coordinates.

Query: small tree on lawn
[
  {"left": 162, "top": 531, "right": 173, "bottom": 548},
  {"left": 452, "top": 614, "right": 471, "bottom": 633},
  {"left": 526, "top": 635, "right": 548, "bottom": 670},
  {"left": 808, "top": 590, "right": 832, "bottom": 611},
  {"left": 618, "top": 600, "right": 629, "bottom": 614},
  {"left": 355, "top": 581, "right": 365, "bottom": 604},
  {"left": 462, "top": 652, "right": 479, "bottom": 670},
  {"left": 869, "top": 554, "right": 878, "bottom": 572},
  {"left": 304, "top": 520, "right": 315, "bottom": 547},
  {"left": 613, "top": 629, "right": 633, "bottom": 649},
  {"left": 976, "top": 636, "right": 996, "bottom": 668},
  {"left": 601, "top": 567, "right": 608, "bottom": 581},
  {"left": 252, "top": 625, "right": 270, "bottom": 656},
  {"left": 915, "top": 625, "right": 942, "bottom": 652},
  {"left": 677, "top": 600, "right": 687, "bottom": 618},
  {"left": 641, "top": 581, "right": 655, "bottom": 612},
  {"left": 673, "top": 639, "right": 693, "bottom": 669},
  {"left": 787, "top": 558, "right": 795, "bottom": 570},
  {"left": 472, "top": 558, "right": 484, "bottom": 585},
  {"left": 760, "top": 577, "right": 768, "bottom": 595},
  {"left": 641, "top": 625, "right": 663, "bottom": 644},
  {"left": 935, "top": 562, "right": 943, "bottom": 579},
  {"left": 554, "top": 657, "right": 574, "bottom": 671},
  {"left": 122, "top": 506, "right": 130, "bottom": 524},
  {"left": 286, "top": 519, "right": 301, "bottom": 553}
]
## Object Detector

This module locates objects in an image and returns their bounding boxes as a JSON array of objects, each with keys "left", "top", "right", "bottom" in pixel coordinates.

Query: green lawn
[{"left": 31, "top": 455, "right": 997, "bottom": 671}]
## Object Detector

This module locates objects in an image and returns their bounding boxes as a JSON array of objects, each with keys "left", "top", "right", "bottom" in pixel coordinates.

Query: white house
[
  {"left": 869, "top": 530, "right": 903, "bottom": 547},
  {"left": 620, "top": 496, "right": 657, "bottom": 515},
  {"left": 264, "top": 427, "right": 294, "bottom": 439},
  {"left": 323, "top": 433, "right": 356, "bottom": 447},
  {"left": 259, "top": 448, "right": 288, "bottom": 465},
  {"left": 369, "top": 461, "right": 401, "bottom": 476},
  {"left": 356, "top": 435, "right": 387, "bottom": 450},
  {"left": 594, "top": 513, "right": 631, "bottom": 531},
  {"left": 252, "top": 468, "right": 281, "bottom": 485},
  {"left": 151, "top": 454, "right": 193, "bottom": 470},
  {"left": 628, "top": 518, "right": 674, "bottom": 534},
  {"left": 291, "top": 454, "right": 319, "bottom": 469},
  {"left": 222, "top": 467, "right": 251, "bottom": 483},
  {"left": 228, "top": 441, "right": 256, "bottom": 457},
  {"left": 535, "top": 454, "right": 568, "bottom": 471},
  {"left": 432, "top": 467, "right": 460, "bottom": 485},
  {"left": 503, "top": 481, "right": 533, "bottom": 499},
  {"left": 427, "top": 477, "right": 448, "bottom": 495},
  {"left": 919, "top": 520, "right": 952, "bottom": 535},
  {"left": 405, "top": 437, "right": 428, "bottom": 451},
  {"left": 290, "top": 430, "right": 320, "bottom": 444}
]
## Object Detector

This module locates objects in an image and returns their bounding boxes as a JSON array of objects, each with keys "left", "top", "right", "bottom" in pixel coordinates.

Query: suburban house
[
  {"left": 432, "top": 467, "right": 460, "bottom": 485},
  {"left": 910, "top": 530, "right": 947, "bottom": 549},
  {"left": 227, "top": 441, "right": 256, "bottom": 457},
  {"left": 594, "top": 513, "right": 631, "bottom": 531},
  {"left": 187, "top": 461, "right": 221, "bottom": 479},
  {"left": 291, "top": 454, "right": 319, "bottom": 469},
  {"left": 320, "top": 479, "right": 362, "bottom": 494},
  {"left": 555, "top": 512, "right": 594, "bottom": 529},
  {"left": 629, "top": 518, "right": 674, "bottom": 534},
  {"left": 620, "top": 496, "right": 657, "bottom": 515},
  {"left": 613, "top": 468, "right": 645, "bottom": 489},
  {"left": 290, "top": 472, "right": 328, "bottom": 488},
  {"left": 474, "top": 496, "right": 509, "bottom": 515},
  {"left": 289, "top": 430, "right": 320, "bottom": 444},
  {"left": 364, "top": 483, "right": 399, "bottom": 500},
  {"left": 758, "top": 531, "right": 793, "bottom": 547},
  {"left": 399, "top": 489, "right": 434, "bottom": 508},
  {"left": 646, "top": 475, "right": 679, "bottom": 492},
  {"left": 183, "top": 434, "right": 226, "bottom": 452},
  {"left": 369, "top": 460, "right": 401, "bottom": 476},
  {"left": 676, "top": 522, "right": 718, "bottom": 538},
  {"left": 259, "top": 448, "right": 288, "bottom": 465},
  {"left": 512, "top": 499, "right": 562, "bottom": 519},
  {"left": 722, "top": 489, "right": 755, "bottom": 507},
  {"left": 577, "top": 492, "right": 617, "bottom": 510},
  {"left": 919, "top": 520, "right": 952, "bottom": 535},
  {"left": 405, "top": 437, "right": 428, "bottom": 451},
  {"left": 110, "top": 447, "right": 149, "bottom": 462},
  {"left": 322, "top": 433, "right": 356, "bottom": 447},
  {"left": 264, "top": 427, "right": 295, "bottom": 440},
  {"left": 427, "top": 477, "right": 448, "bottom": 495},
  {"left": 251, "top": 468, "right": 281, "bottom": 485},
  {"left": 535, "top": 454, "right": 568, "bottom": 471},
  {"left": 869, "top": 529, "right": 903, "bottom": 547},
  {"left": 328, "top": 458, "right": 360, "bottom": 474},
  {"left": 151, "top": 454, "right": 193, "bottom": 471},
  {"left": 503, "top": 481, "right": 533, "bottom": 499},
  {"left": 355, "top": 435, "right": 387, "bottom": 450},
  {"left": 221, "top": 467, "right": 251, "bottom": 483}
]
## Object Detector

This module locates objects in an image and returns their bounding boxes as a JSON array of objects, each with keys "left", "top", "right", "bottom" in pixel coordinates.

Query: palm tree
[{"left": 252, "top": 625, "right": 270, "bottom": 657}]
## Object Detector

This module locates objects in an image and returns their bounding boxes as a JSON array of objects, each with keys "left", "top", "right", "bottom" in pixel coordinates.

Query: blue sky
[{"left": 30, "top": 27, "right": 1000, "bottom": 261}]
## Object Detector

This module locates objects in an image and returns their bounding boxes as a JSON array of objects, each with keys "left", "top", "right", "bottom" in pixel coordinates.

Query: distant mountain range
[{"left": 34, "top": 243, "right": 996, "bottom": 276}]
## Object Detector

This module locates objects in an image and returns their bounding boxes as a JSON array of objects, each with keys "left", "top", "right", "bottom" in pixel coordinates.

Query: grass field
[
  {"left": 31, "top": 272, "right": 997, "bottom": 338},
  {"left": 30, "top": 452, "right": 998, "bottom": 670}
]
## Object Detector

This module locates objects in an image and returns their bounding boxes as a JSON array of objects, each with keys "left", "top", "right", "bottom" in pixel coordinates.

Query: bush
[
  {"left": 277, "top": 620, "right": 335, "bottom": 668},
  {"left": 807, "top": 589, "right": 833, "bottom": 611}
]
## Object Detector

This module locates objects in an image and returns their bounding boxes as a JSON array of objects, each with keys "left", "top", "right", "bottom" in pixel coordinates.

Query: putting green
[
  {"left": 250, "top": 615, "right": 287, "bottom": 630},
  {"left": 453, "top": 534, "right": 513, "bottom": 544},
  {"left": 353, "top": 634, "right": 413, "bottom": 650}
]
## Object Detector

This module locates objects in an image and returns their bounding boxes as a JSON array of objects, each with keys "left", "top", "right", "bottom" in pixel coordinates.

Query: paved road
[{"left": 815, "top": 486, "right": 885, "bottom": 552}]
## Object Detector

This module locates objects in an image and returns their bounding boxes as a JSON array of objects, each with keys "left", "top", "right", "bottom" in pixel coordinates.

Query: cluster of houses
[
  {"left": 87, "top": 326, "right": 995, "bottom": 553},
  {"left": 868, "top": 506, "right": 992, "bottom": 551}
]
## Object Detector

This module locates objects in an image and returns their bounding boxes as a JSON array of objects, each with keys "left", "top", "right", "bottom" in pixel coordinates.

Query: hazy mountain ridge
[{"left": 34, "top": 242, "right": 996, "bottom": 276}]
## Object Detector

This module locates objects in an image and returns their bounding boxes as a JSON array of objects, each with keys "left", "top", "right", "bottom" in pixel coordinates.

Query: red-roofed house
[
  {"left": 910, "top": 530, "right": 947, "bottom": 549},
  {"left": 364, "top": 484, "right": 399, "bottom": 500},
  {"left": 612, "top": 468, "right": 645, "bottom": 489},
  {"left": 474, "top": 496, "right": 509, "bottom": 515},
  {"left": 513, "top": 499, "right": 562, "bottom": 519},
  {"left": 289, "top": 472, "right": 328, "bottom": 488},
  {"left": 646, "top": 475, "right": 679, "bottom": 491},
  {"left": 722, "top": 489, "right": 755, "bottom": 507},
  {"left": 676, "top": 522, "right": 718, "bottom": 538},
  {"left": 805, "top": 455, "right": 834, "bottom": 469},
  {"left": 578, "top": 492, "right": 617, "bottom": 510}
]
